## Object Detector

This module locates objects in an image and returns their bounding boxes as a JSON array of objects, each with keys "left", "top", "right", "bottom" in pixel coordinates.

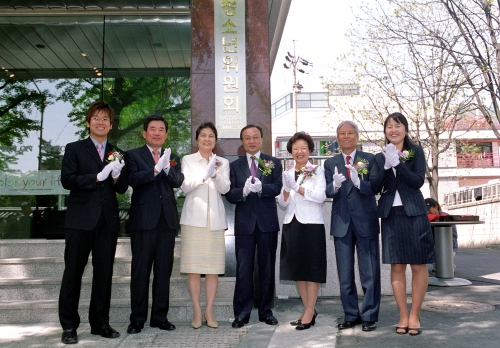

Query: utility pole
[{"left": 283, "top": 40, "right": 312, "bottom": 133}]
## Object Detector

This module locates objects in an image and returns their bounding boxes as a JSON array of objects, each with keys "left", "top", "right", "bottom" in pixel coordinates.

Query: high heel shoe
[
  {"left": 292, "top": 309, "right": 317, "bottom": 326},
  {"left": 204, "top": 314, "right": 218, "bottom": 329},
  {"left": 408, "top": 319, "right": 421, "bottom": 336},
  {"left": 396, "top": 326, "right": 409, "bottom": 335},
  {"left": 191, "top": 320, "right": 202, "bottom": 329},
  {"left": 296, "top": 315, "right": 316, "bottom": 330}
]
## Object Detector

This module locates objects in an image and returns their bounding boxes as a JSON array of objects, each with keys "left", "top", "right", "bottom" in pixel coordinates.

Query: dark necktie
[
  {"left": 346, "top": 155, "right": 351, "bottom": 179},
  {"left": 250, "top": 156, "right": 257, "bottom": 178}
]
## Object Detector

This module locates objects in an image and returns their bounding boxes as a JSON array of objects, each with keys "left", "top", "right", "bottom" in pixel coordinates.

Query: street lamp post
[{"left": 283, "top": 41, "right": 312, "bottom": 133}]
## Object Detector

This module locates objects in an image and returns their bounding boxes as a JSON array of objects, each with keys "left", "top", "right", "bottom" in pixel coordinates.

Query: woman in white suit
[
  {"left": 278, "top": 132, "right": 327, "bottom": 331},
  {"left": 180, "top": 122, "right": 230, "bottom": 329}
]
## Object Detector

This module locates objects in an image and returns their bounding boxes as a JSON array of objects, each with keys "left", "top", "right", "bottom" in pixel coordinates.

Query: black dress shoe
[
  {"left": 61, "top": 328, "right": 78, "bottom": 344},
  {"left": 362, "top": 321, "right": 376, "bottom": 331},
  {"left": 296, "top": 315, "right": 316, "bottom": 331},
  {"left": 90, "top": 324, "right": 120, "bottom": 338},
  {"left": 337, "top": 317, "right": 362, "bottom": 330},
  {"left": 127, "top": 322, "right": 144, "bottom": 334},
  {"left": 259, "top": 315, "right": 278, "bottom": 325},
  {"left": 291, "top": 309, "right": 317, "bottom": 326},
  {"left": 151, "top": 319, "right": 176, "bottom": 331},
  {"left": 232, "top": 317, "right": 249, "bottom": 328}
]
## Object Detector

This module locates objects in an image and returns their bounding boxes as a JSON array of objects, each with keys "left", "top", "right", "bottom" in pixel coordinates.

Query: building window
[
  {"left": 456, "top": 141, "right": 496, "bottom": 167},
  {"left": 271, "top": 92, "right": 328, "bottom": 118}
]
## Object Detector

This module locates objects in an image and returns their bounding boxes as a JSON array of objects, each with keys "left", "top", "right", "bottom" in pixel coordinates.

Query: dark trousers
[
  {"left": 233, "top": 227, "right": 278, "bottom": 319},
  {"left": 129, "top": 214, "right": 175, "bottom": 324},
  {"left": 59, "top": 213, "right": 118, "bottom": 330},
  {"left": 334, "top": 220, "right": 381, "bottom": 322}
]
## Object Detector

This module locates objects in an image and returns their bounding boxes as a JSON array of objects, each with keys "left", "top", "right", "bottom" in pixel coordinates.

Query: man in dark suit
[
  {"left": 59, "top": 101, "right": 127, "bottom": 344},
  {"left": 225, "top": 124, "right": 283, "bottom": 328},
  {"left": 324, "top": 120, "right": 381, "bottom": 332},
  {"left": 125, "top": 115, "right": 184, "bottom": 335}
]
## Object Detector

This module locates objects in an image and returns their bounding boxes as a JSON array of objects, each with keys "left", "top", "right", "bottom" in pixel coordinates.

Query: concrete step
[
  {"left": 0, "top": 276, "right": 236, "bottom": 302},
  {"left": 0, "top": 298, "right": 234, "bottom": 324},
  {"left": 0, "top": 238, "right": 180, "bottom": 258},
  {"left": 0, "top": 256, "right": 182, "bottom": 278}
]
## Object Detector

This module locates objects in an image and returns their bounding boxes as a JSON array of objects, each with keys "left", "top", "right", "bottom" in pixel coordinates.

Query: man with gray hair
[{"left": 324, "top": 120, "right": 381, "bottom": 331}]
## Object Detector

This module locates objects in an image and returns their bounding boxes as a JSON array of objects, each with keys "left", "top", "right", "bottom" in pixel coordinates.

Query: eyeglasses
[{"left": 91, "top": 117, "right": 110, "bottom": 123}]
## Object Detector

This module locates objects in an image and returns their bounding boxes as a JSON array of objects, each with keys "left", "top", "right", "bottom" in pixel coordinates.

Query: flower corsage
[
  {"left": 256, "top": 157, "right": 275, "bottom": 176},
  {"left": 297, "top": 165, "right": 318, "bottom": 186},
  {"left": 354, "top": 157, "right": 369, "bottom": 179},
  {"left": 106, "top": 149, "right": 124, "bottom": 163},
  {"left": 398, "top": 150, "right": 415, "bottom": 162}
]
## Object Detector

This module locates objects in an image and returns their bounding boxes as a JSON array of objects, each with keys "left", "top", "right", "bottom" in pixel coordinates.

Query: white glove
[
  {"left": 243, "top": 177, "right": 252, "bottom": 196},
  {"left": 345, "top": 164, "right": 360, "bottom": 187},
  {"left": 97, "top": 162, "right": 113, "bottom": 182},
  {"left": 249, "top": 177, "right": 262, "bottom": 193},
  {"left": 162, "top": 148, "right": 172, "bottom": 173},
  {"left": 387, "top": 151, "right": 400, "bottom": 167},
  {"left": 333, "top": 166, "right": 346, "bottom": 189},
  {"left": 111, "top": 159, "right": 125, "bottom": 179},
  {"left": 282, "top": 173, "right": 292, "bottom": 192},
  {"left": 203, "top": 155, "right": 217, "bottom": 181},
  {"left": 154, "top": 149, "right": 171, "bottom": 173},
  {"left": 284, "top": 171, "right": 299, "bottom": 192},
  {"left": 383, "top": 151, "right": 392, "bottom": 170},
  {"left": 383, "top": 144, "right": 399, "bottom": 169}
]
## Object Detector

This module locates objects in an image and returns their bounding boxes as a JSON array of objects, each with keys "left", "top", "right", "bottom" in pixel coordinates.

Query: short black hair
[
  {"left": 143, "top": 114, "right": 168, "bottom": 132},
  {"left": 286, "top": 131, "right": 315, "bottom": 153},
  {"left": 196, "top": 121, "right": 218, "bottom": 141},
  {"left": 85, "top": 101, "right": 115, "bottom": 126},
  {"left": 384, "top": 112, "right": 413, "bottom": 149},
  {"left": 239, "top": 124, "right": 263, "bottom": 140}
]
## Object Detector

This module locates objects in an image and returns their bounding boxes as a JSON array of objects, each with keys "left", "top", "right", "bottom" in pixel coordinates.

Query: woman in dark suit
[{"left": 370, "top": 112, "right": 435, "bottom": 336}]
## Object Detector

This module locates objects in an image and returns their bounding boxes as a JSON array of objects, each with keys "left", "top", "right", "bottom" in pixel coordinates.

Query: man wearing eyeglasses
[
  {"left": 225, "top": 125, "right": 283, "bottom": 328},
  {"left": 58, "top": 101, "right": 127, "bottom": 344}
]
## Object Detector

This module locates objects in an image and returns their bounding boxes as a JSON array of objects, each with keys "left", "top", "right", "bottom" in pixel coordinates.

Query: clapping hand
[
  {"left": 345, "top": 164, "right": 360, "bottom": 187},
  {"left": 203, "top": 155, "right": 217, "bottom": 181},
  {"left": 283, "top": 171, "right": 299, "bottom": 192},
  {"left": 333, "top": 166, "right": 346, "bottom": 188},
  {"left": 383, "top": 143, "right": 400, "bottom": 169},
  {"left": 249, "top": 177, "right": 262, "bottom": 193},
  {"left": 97, "top": 162, "right": 114, "bottom": 182},
  {"left": 243, "top": 177, "right": 253, "bottom": 196},
  {"left": 155, "top": 148, "right": 171, "bottom": 174},
  {"left": 282, "top": 173, "right": 292, "bottom": 192},
  {"left": 111, "top": 159, "right": 125, "bottom": 179}
]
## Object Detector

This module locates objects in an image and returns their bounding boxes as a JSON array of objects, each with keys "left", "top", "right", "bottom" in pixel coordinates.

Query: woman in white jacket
[
  {"left": 278, "top": 132, "right": 327, "bottom": 331},
  {"left": 179, "top": 122, "right": 230, "bottom": 329}
]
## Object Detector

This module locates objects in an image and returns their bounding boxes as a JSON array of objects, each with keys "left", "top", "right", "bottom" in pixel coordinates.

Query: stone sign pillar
[{"left": 191, "top": 0, "right": 272, "bottom": 156}]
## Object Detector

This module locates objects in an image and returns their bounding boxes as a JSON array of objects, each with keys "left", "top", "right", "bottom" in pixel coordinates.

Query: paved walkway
[{"left": 1, "top": 247, "right": 499, "bottom": 348}]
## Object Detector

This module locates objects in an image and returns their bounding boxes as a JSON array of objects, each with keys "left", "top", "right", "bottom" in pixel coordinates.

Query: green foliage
[
  {"left": 0, "top": 79, "right": 52, "bottom": 171},
  {"left": 39, "top": 139, "right": 64, "bottom": 171},
  {"left": 324, "top": 0, "right": 480, "bottom": 198},
  {"left": 54, "top": 77, "right": 191, "bottom": 156}
]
